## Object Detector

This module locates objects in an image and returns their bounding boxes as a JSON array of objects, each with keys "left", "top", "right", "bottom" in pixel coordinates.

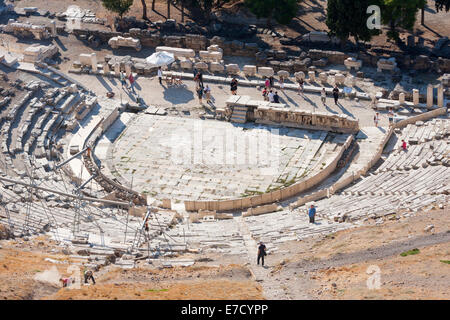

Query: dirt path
[
  {"left": 286, "top": 230, "right": 450, "bottom": 273},
  {"left": 236, "top": 215, "right": 297, "bottom": 300}
]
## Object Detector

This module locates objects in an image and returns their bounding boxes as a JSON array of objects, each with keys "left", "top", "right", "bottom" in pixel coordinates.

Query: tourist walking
[
  {"left": 128, "top": 73, "right": 136, "bottom": 94},
  {"left": 265, "top": 77, "right": 270, "bottom": 90},
  {"left": 194, "top": 72, "right": 200, "bottom": 88},
  {"left": 157, "top": 66, "right": 163, "bottom": 85},
  {"left": 257, "top": 242, "right": 267, "bottom": 266},
  {"left": 321, "top": 87, "right": 326, "bottom": 104},
  {"left": 273, "top": 91, "right": 280, "bottom": 103},
  {"left": 401, "top": 139, "right": 408, "bottom": 152},
  {"left": 230, "top": 78, "right": 238, "bottom": 95},
  {"left": 59, "top": 277, "right": 72, "bottom": 288},
  {"left": 204, "top": 85, "right": 211, "bottom": 104},
  {"left": 197, "top": 85, "right": 204, "bottom": 105},
  {"left": 307, "top": 204, "right": 316, "bottom": 224},
  {"left": 262, "top": 88, "right": 269, "bottom": 101},
  {"left": 84, "top": 267, "right": 96, "bottom": 285},
  {"left": 279, "top": 76, "right": 285, "bottom": 91},
  {"left": 374, "top": 112, "right": 380, "bottom": 127},
  {"left": 120, "top": 71, "right": 127, "bottom": 88},
  {"left": 332, "top": 86, "right": 340, "bottom": 105},
  {"left": 388, "top": 108, "right": 394, "bottom": 125},
  {"left": 268, "top": 90, "right": 275, "bottom": 103},
  {"left": 143, "top": 215, "right": 149, "bottom": 232},
  {"left": 298, "top": 78, "right": 304, "bottom": 95}
]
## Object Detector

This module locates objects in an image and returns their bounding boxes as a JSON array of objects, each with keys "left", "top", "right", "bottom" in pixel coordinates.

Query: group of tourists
[
  {"left": 120, "top": 71, "right": 136, "bottom": 94},
  {"left": 262, "top": 88, "right": 280, "bottom": 103},
  {"left": 256, "top": 204, "right": 317, "bottom": 267},
  {"left": 194, "top": 68, "right": 212, "bottom": 105}
]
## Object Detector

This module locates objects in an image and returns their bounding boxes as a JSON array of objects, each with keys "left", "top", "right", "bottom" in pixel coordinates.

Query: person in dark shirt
[
  {"left": 273, "top": 91, "right": 280, "bottom": 103},
  {"left": 230, "top": 78, "right": 238, "bottom": 95},
  {"left": 198, "top": 71, "right": 204, "bottom": 88},
  {"left": 257, "top": 242, "right": 267, "bottom": 266},
  {"left": 307, "top": 204, "right": 316, "bottom": 223},
  {"left": 269, "top": 76, "right": 274, "bottom": 88}
]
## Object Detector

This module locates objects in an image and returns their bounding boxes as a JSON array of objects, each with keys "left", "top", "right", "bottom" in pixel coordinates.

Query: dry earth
[{"left": 1, "top": 207, "right": 448, "bottom": 300}]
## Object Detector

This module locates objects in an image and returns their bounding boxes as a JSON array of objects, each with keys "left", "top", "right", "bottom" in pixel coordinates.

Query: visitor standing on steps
[
  {"left": 83, "top": 266, "right": 96, "bottom": 285},
  {"left": 257, "top": 242, "right": 267, "bottom": 266}
]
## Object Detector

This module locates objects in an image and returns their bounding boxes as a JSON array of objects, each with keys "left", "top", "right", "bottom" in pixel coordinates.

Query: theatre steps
[{"left": 230, "top": 106, "right": 248, "bottom": 123}]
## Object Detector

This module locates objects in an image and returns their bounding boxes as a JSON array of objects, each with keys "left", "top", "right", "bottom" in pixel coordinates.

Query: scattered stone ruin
[{"left": 108, "top": 36, "right": 142, "bottom": 51}]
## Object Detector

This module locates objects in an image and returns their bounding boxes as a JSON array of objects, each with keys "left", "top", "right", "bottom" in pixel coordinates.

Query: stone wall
[{"left": 225, "top": 96, "right": 359, "bottom": 133}]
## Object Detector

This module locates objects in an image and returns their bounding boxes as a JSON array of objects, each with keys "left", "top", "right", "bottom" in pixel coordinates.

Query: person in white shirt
[
  {"left": 268, "top": 90, "right": 274, "bottom": 103},
  {"left": 157, "top": 67, "right": 163, "bottom": 85}
]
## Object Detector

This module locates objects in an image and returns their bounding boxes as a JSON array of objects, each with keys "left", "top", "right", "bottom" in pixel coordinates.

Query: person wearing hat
[{"left": 257, "top": 242, "right": 267, "bottom": 266}]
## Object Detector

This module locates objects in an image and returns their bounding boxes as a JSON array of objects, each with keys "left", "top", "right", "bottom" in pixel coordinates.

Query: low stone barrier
[{"left": 393, "top": 107, "right": 447, "bottom": 128}]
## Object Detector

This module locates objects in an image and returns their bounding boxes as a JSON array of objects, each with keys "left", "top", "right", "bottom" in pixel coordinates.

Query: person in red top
[
  {"left": 401, "top": 139, "right": 407, "bottom": 151},
  {"left": 128, "top": 73, "right": 136, "bottom": 94}
]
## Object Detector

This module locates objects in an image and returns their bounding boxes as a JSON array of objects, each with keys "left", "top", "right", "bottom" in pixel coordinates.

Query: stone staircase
[{"left": 230, "top": 105, "right": 248, "bottom": 123}]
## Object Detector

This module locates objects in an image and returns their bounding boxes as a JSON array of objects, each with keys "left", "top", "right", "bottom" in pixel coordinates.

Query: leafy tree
[
  {"left": 244, "top": 0, "right": 298, "bottom": 27},
  {"left": 381, "top": 0, "right": 426, "bottom": 40},
  {"left": 101, "top": 0, "right": 133, "bottom": 18},
  {"left": 184, "top": 0, "right": 232, "bottom": 22},
  {"left": 326, "top": 0, "right": 382, "bottom": 43},
  {"left": 435, "top": 0, "right": 450, "bottom": 12}
]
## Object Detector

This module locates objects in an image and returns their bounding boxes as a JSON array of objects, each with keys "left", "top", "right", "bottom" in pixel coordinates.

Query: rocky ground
[{"left": 1, "top": 206, "right": 448, "bottom": 300}]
